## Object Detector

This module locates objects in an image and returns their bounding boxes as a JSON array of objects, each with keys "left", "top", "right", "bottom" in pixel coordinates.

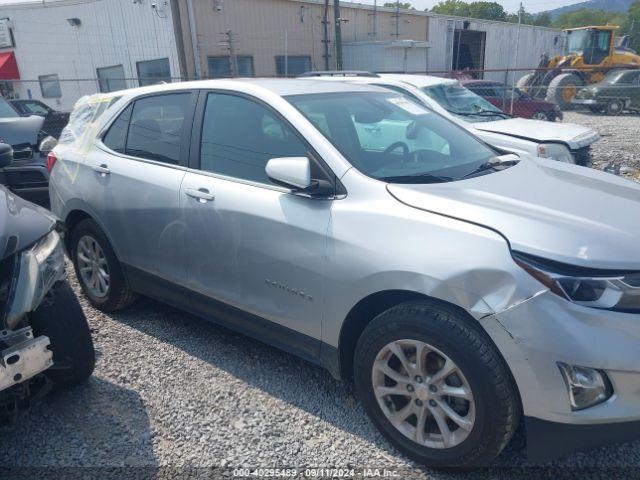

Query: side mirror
[
  {"left": 0, "top": 143, "right": 13, "bottom": 168},
  {"left": 266, "top": 157, "right": 312, "bottom": 190},
  {"left": 39, "top": 135, "right": 57, "bottom": 154}
]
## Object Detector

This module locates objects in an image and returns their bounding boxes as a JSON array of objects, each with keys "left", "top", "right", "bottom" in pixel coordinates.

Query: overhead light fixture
[{"left": 66, "top": 18, "right": 81, "bottom": 27}]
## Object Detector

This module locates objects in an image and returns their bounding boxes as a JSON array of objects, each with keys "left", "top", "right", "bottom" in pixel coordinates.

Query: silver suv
[{"left": 49, "top": 79, "right": 640, "bottom": 467}]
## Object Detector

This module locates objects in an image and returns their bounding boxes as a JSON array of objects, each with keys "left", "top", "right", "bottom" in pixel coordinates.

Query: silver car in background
[{"left": 49, "top": 79, "right": 640, "bottom": 467}]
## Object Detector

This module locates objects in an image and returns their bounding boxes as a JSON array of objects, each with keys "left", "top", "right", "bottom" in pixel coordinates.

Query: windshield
[
  {"left": 286, "top": 91, "right": 498, "bottom": 183},
  {"left": 421, "top": 83, "right": 507, "bottom": 123},
  {"left": 565, "top": 29, "right": 590, "bottom": 55},
  {"left": 603, "top": 70, "right": 626, "bottom": 84},
  {"left": 20, "top": 101, "right": 49, "bottom": 115},
  {"left": 0, "top": 99, "right": 19, "bottom": 118}
]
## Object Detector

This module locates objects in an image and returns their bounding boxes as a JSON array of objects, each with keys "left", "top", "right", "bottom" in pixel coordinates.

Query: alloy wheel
[
  {"left": 532, "top": 111, "right": 549, "bottom": 121},
  {"left": 77, "top": 235, "right": 110, "bottom": 298},
  {"left": 372, "top": 339, "right": 475, "bottom": 449},
  {"left": 607, "top": 100, "right": 623, "bottom": 115}
]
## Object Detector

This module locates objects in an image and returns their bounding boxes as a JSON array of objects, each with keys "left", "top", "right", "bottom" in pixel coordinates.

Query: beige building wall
[{"left": 176, "top": 0, "right": 429, "bottom": 78}]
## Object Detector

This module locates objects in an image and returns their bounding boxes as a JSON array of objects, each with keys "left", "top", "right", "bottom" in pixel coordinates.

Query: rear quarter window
[{"left": 59, "top": 94, "right": 121, "bottom": 149}]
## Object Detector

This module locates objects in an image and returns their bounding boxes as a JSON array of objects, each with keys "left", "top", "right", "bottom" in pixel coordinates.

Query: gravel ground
[
  {"left": 3, "top": 273, "right": 639, "bottom": 479},
  {"left": 2, "top": 115, "right": 640, "bottom": 479},
  {"left": 564, "top": 111, "right": 640, "bottom": 181}
]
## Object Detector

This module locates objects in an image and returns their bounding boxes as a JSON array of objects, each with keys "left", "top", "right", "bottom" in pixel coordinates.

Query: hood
[
  {"left": 473, "top": 118, "right": 599, "bottom": 149},
  {"left": 0, "top": 185, "right": 56, "bottom": 260},
  {"left": 0, "top": 115, "right": 45, "bottom": 146},
  {"left": 387, "top": 159, "right": 640, "bottom": 270}
]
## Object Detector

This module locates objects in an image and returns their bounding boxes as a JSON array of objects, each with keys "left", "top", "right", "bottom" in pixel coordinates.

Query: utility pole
[
  {"left": 186, "top": 0, "right": 201, "bottom": 79},
  {"left": 220, "top": 29, "right": 237, "bottom": 77},
  {"left": 322, "top": 0, "right": 330, "bottom": 70},
  {"left": 510, "top": 2, "right": 524, "bottom": 114},
  {"left": 392, "top": 0, "right": 400, "bottom": 38},
  {"left": 334, "top": 0, "right": 343, "bottom": 70},
  {"left": 368, "top": 0, "right": 378, "bottom": 39}
]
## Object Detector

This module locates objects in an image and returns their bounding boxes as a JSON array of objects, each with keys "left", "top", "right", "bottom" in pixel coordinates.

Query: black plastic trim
[{"left": 525, "top": 416, "right": 640, "bottom": 463}]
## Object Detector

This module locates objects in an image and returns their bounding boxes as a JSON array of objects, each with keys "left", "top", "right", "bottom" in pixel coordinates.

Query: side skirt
[{"left": 123, "top": 265, "right": 342, "bottom": 379}]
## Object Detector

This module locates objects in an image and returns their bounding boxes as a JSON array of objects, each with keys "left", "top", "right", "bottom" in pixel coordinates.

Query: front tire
[
  {"left": 354, "top": 301, "right": 520, "bottom": 468},
  {"left": 531, "top": 111, "right": 551, "bottom": 121},
  {"left": 71, "top": 218, "right": 136, "bottom": 311},
  {"left": 546, "top": 73, "right": 584, "bottom": 110},
  {"left": 29, "top": 280, "right": 95, "bottom": 389}
]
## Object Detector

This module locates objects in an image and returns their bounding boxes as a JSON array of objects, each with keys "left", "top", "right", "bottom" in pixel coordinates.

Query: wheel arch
[
  {"left": 62, "top": 206, "right": 120, "bottom": 262},
  {"left": 336, "top": 288, "right": 524, "bottom": 419},
  {"left": 337, "top": 290, "right": 479, "bottom": 381}
]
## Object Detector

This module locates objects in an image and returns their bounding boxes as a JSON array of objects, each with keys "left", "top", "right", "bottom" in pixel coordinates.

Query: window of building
[
  {"left": 97, "top": 65, "right": 127, "bottom": 93},
  {"left": 136, "top": 58, "right": 171, "bottom": 87},
  {"left": 125, "top": 93, "right": 190, "bottom": 164},
  {"left": 275, "top": 56, "right": 311, "bottom": 77},
  {"left": 102, "top": 104, "right": 132, "bottom": 153},
  {"left": 39, "top": 74, "right": 62, "bottom": 98},
  {"left": 199, "top": 92, "right": 308, "bottom": 185},
  {"left": 207, "top": 56, "right": 254, "bottom": 78}
]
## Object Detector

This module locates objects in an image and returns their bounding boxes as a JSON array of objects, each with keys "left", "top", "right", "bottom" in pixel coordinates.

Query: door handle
[
  {"left": 91, "top": 164, "right": 110, "bottom": 175},
  {"left": 185, "top": 187, "right": 215, "bottom": 203}
]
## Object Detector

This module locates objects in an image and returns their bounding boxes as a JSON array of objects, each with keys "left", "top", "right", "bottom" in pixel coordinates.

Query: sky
[{"left": 353, "top": 0, "right": 584, "bottom": 14}]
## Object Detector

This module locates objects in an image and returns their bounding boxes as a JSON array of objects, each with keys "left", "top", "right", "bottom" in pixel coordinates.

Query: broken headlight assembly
[
  {"left": 513, "top": 252, "right": 640, "bottom": 312},
  {"left": 5, "top": 230, "right": 66, "bottom": 328},
  {"left": 537, "top": 143, "right": 574, "bottom": 163}
]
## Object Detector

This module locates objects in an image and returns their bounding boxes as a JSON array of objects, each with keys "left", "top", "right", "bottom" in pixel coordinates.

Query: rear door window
[{"left": 125, "top": 93, "right": 190, "bottom": 164}]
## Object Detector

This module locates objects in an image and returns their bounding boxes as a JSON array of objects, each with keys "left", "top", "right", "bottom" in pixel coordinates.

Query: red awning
[{"left": 0, "top": 52, "right": 19, "bottom": 80}]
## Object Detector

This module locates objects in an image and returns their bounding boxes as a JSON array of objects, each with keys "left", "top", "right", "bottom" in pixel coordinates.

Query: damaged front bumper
[
  {"left": 0, "top": 326, "right": 52, "bottom": 391},
  {"left": 481, "top": 290, "right": 640, "bottom": 462}
]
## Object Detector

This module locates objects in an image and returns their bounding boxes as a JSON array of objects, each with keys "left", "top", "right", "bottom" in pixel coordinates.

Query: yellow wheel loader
[{"left": 517, "top": 26, "right": 640, "bottom": 109}]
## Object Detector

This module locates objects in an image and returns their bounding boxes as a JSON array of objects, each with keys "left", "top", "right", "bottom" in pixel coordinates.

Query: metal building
[
  {"left": 175, "top": 0, "right": 562, "bottom": 81},
  {"left": 0, "top": 0, "right": 562, "bottom": 111},
  {"left": 0, "top": 0, "right": 182, "bottom": 110}
]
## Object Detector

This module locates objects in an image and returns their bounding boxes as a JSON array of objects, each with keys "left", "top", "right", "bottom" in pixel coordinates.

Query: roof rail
[{"left": 298, "top": 70, "right": 380, "bottom": 78}]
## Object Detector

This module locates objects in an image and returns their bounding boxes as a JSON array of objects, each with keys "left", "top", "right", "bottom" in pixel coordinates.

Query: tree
[
  {"left": 622, "top": 0, "right": 640, "bottom": 50},
  {"left": 431, "top": 0, "right": 471, "bottom": 17},
  {"left": 383, "top": 2, "right": 415, "bottom": 9},
  {"left": 552, "top": 9, "right": 626, "bottom": 29},
  {"left": 533, "top": 12, "right": 552, "bottom": 27},
  {"left": 467, "top": 1, "right": 507, "bottom": 21}
]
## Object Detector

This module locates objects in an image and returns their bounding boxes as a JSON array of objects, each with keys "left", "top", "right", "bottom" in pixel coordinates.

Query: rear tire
[
  {"left": 546, "top": 73, "right": 584, "bottom": 110},
  {"left": 515, "top": 73, "right": 535, "bottom": 93},
  {"left": 605, "top": 99, "right": 624, "bottom": 116},
  {"left": 29, "top": 280, "right": 95, "bottom": 389},
  {"left": 70, "top": 218, "right": 136, "bottom": 312},
  {"left": 354, "top": 301, "right": 520, "bottom": 468}
]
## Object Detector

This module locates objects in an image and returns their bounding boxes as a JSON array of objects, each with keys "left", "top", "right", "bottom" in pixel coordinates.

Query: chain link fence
[{"left": 1, "top": 64, "right": 639, "bottom": 194}]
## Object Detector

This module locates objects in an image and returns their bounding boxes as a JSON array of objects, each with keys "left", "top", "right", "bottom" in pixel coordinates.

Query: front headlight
[
  {"left": 5, "top": 230, "right": 66, "bottom": 328},
  {"left": 513, "top": 252, "right": 640, "bottom": 312},
  {"left": 537, "top": 143, "right": 574, "bottom": 163}
]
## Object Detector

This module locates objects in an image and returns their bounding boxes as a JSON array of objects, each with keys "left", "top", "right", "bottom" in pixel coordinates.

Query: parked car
[
  {"left": 573, "top": 68, "right": 640, "bottom": 115},
  {"left": 10, "top": 99, "right": 71, "bottom": 139},
  {"left": 0, "top": 97, "right": 56, "bottom": 205},
  {"left": 461, "top": 79, "right": 562, "bottom": 121},
  {"left": 381, "top": 74, "right": 599, "bottom": 165},
  {"left": 302, "top": 72, "right": 597, "bottom": 166},
  {"left": 50, "top": 80, "right": 640, "bottom": 467},
  {"left": 0, "top": 143, "right": 94, "bottom": 417}
]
